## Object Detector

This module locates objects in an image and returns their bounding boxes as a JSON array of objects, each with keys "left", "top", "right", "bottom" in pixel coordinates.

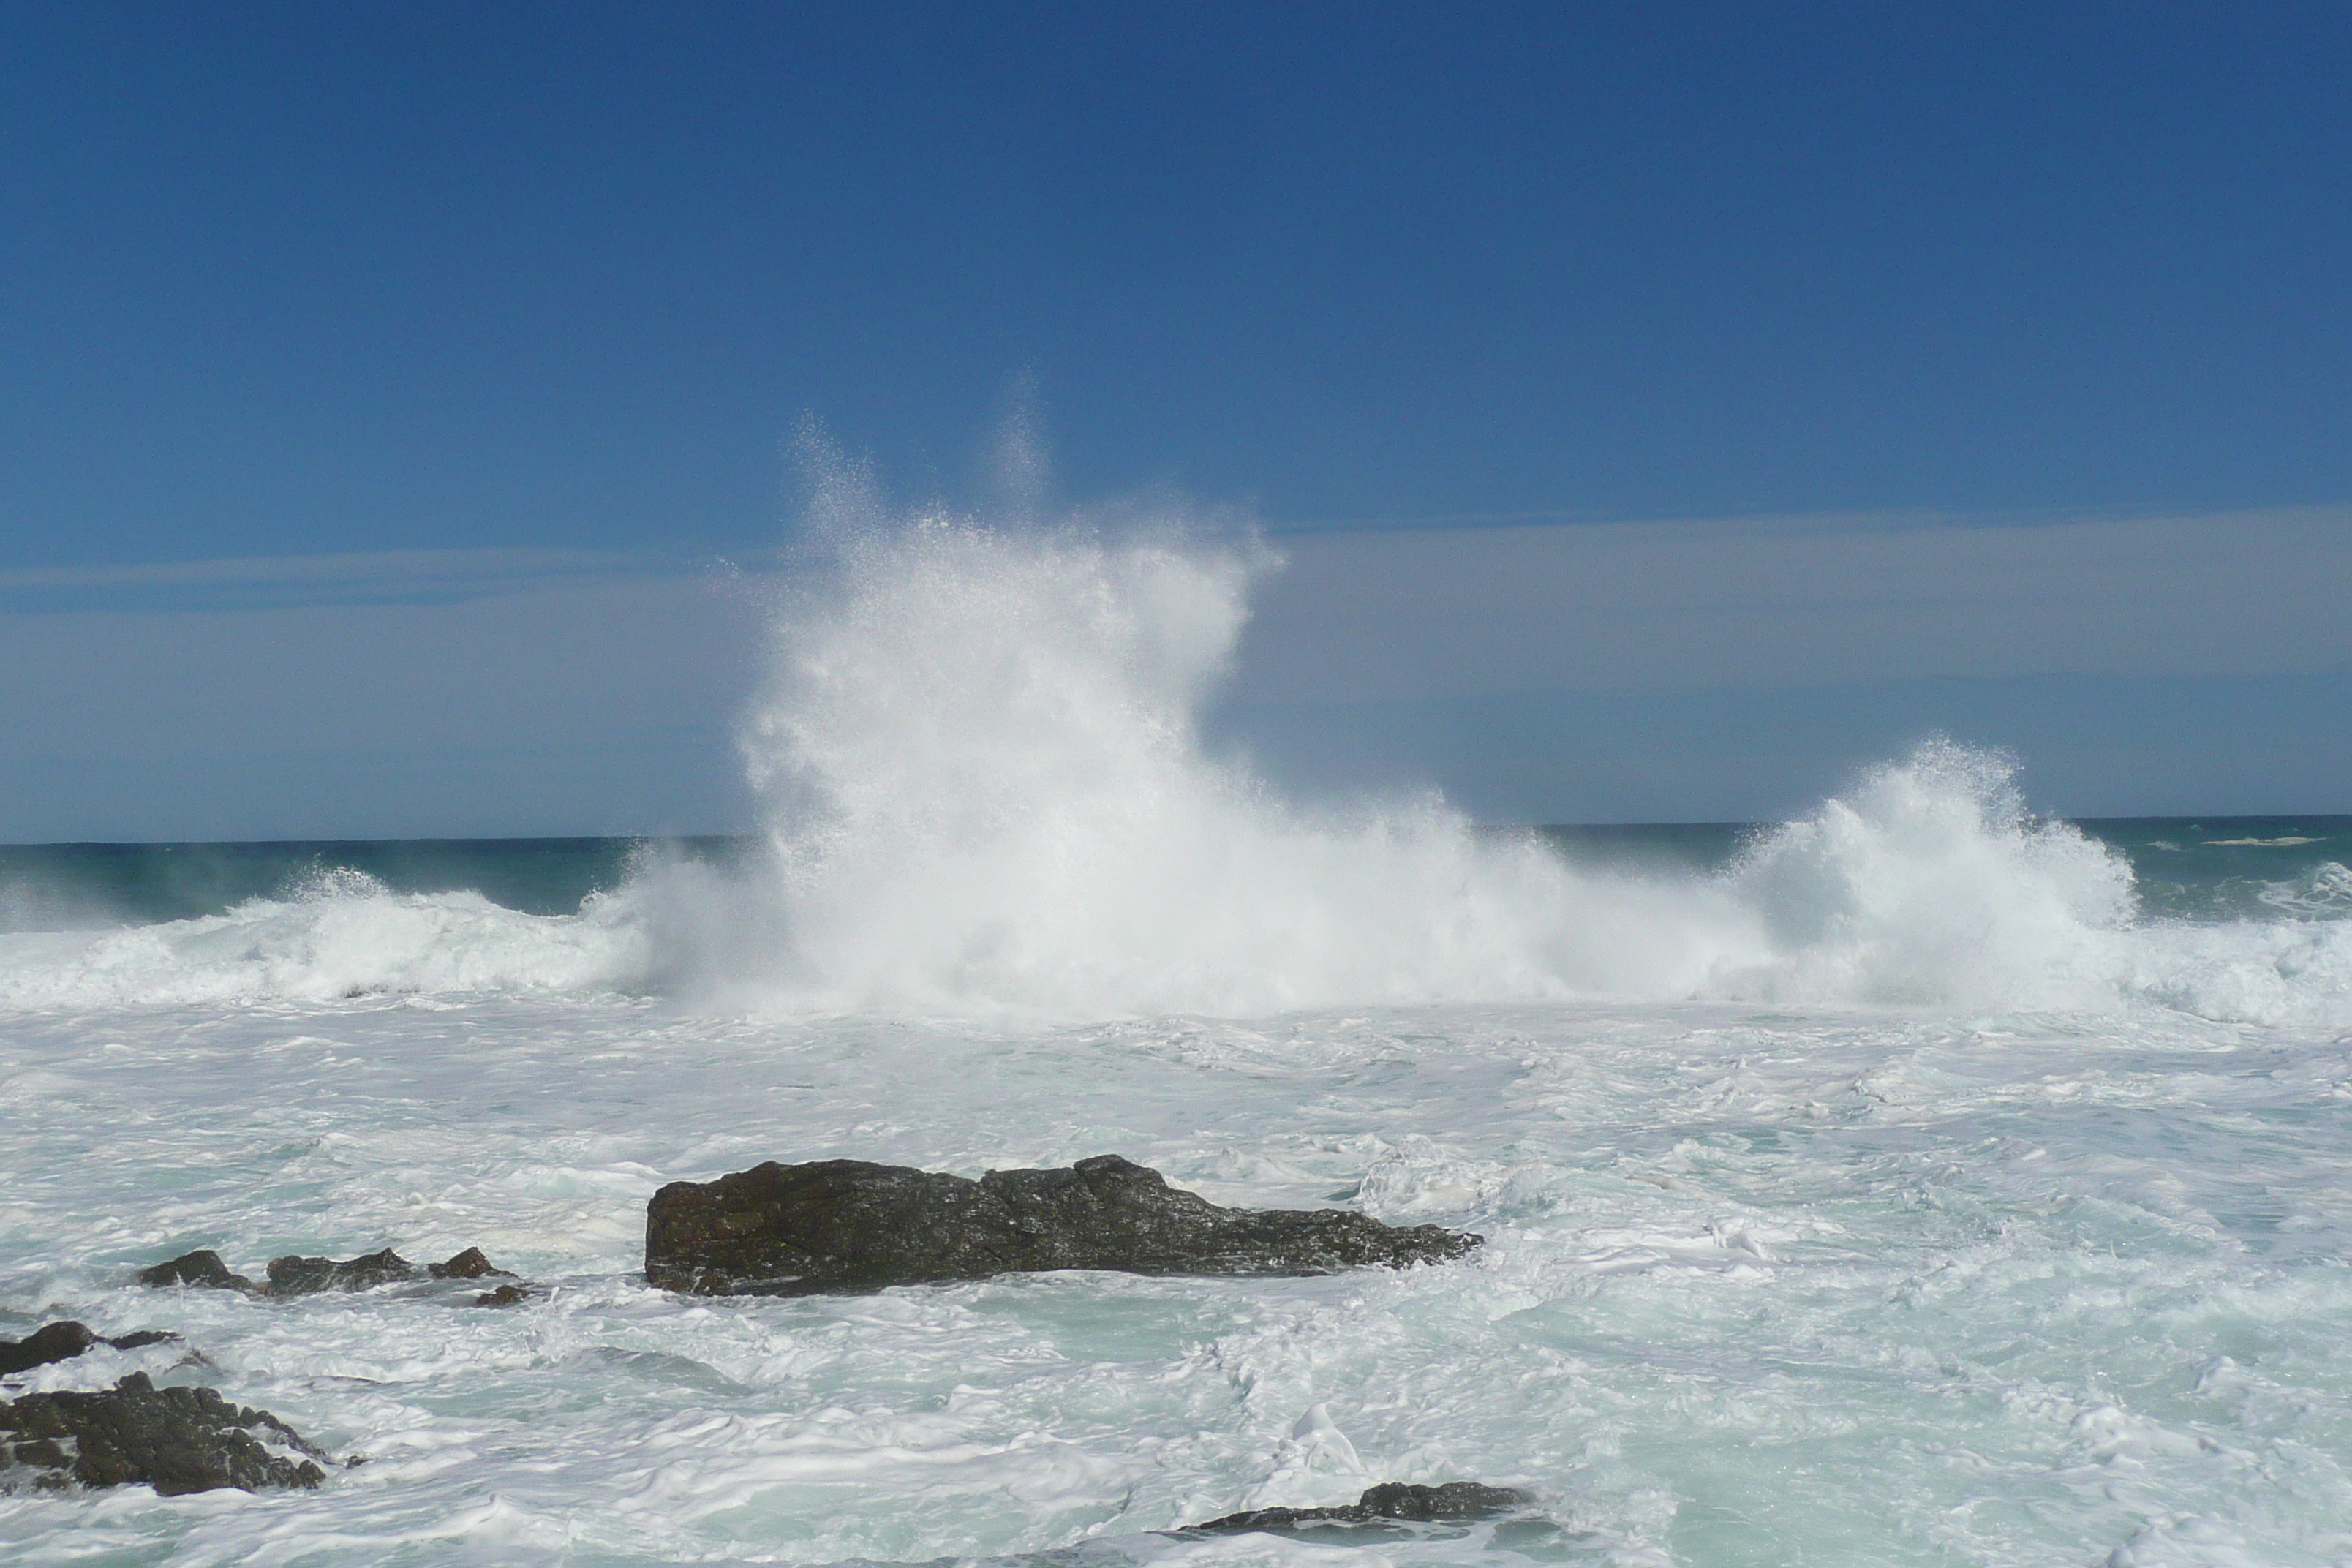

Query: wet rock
[
  {"left": 645, "top": 1153, "right": 1483, "bottom": 1296},
  {"left": 265, "top": 1247, "right": 418, "bottom": 1296},
  {"left": 137, "top": 1250, "right": 255, "bottom": 1292},
  {"left": 0, "top": 1372, "right": 325, "bottom": 1494},
  {"left": 1189, "top": 1481, "right": 1531, "bottom": 1533},
  {"left": 471, "top": 1284, "right": 532, "bottom": 1308},
  {"left": 431, "top": 1247, "right": 502, "bottom": 1281},
  {"left": 139, "top": 1245, "right": 514, "bottom": 1297},
  {"left": 0, "top": 1323, "right": 178, "bottom": 1377}
]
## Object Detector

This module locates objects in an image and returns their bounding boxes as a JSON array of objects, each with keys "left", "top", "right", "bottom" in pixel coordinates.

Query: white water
[{"left": 4, "top": 510, "right": 2351, "bottom": 1565}]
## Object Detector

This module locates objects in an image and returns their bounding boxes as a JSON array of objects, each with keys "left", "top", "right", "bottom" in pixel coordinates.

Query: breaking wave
[
  {"left": 0, "top": 867, "right": 650, "bottom": 1010},
  {"left": 1, "top": 503, "right": 2345, "bottom": 1025}
]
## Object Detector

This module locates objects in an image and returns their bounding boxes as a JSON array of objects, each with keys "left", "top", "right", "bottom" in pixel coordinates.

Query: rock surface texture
[
  {"left": 644, "top": 1153, "right": 1482, "bottom": 1296},
  {"left": 0, "top": 1373, "right": 325, "bottom": 1493},
  {"left": 137, "top": 1245, "right": 511, "bottom": 1297},
  {"left": 0, "top": 1322, "right": 177, "bottom": 1376},
  {"left": 1190, "top": 1482, "right": 1531, "bottom": 1533}
]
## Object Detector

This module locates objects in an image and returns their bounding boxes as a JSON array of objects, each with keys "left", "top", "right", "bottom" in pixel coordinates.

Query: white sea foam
[
  {"left": 6, "top": 995, "right": 2351, "bottom": 1566},
  {"left": 2204, "top": 836, "right": 2320, "bottom": 847}
]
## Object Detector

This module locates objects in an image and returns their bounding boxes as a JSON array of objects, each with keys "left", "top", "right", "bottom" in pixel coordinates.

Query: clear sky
[{"left": 4, "top": 3, "right": 2347, "bottom": 838}]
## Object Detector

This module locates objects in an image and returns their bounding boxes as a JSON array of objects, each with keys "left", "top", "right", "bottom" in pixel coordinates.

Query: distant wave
[
  {"left": 1, "top": 500, "right": 2347, "bottom": 1027},
  {"left": 0, "top": 867, "right": 649, "bottom": 1009}
]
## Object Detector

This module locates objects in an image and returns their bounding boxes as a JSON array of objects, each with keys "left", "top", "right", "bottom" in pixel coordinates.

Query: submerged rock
[
  {"left": 1190, "top": 1481, "right": 1531, "bottom": 1534},
  {"left": 138, "top": 1245, "right": 514, "bottom": 1297},
  {"left": 0, "top": 1372, "right": 325, "bottom": 1493},
  {"left": 0, "top": 1322, "right": 178, "bottom": 1377},
  {"left": 645, "top": 1153, "right": 1482, "bottom": 1296},
  {"left": 471, "top": 1284, "right": 534, "bottom": 1308}
]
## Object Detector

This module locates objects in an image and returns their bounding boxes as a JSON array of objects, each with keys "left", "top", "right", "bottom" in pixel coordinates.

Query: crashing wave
[{"left": 1, "top": 499, "right": 2344, "bottom": 1027}]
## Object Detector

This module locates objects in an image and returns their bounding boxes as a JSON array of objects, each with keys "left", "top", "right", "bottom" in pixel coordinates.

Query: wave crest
[{"left": 0, "top": 870, "right": 649, "bottom": 1009}]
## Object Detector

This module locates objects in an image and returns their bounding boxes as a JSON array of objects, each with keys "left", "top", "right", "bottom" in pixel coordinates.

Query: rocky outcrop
[
  {"left": 0, "top": 1372, "right": 325, "bottom": 1493},
  {"left": 645, "top": 1153, "right": 1482, "bottom": 1296},
  {"left": 1, "top": 1322, "right": 177, "bottom": 1377},
  {"left": 1189, "top": 1481, "right": 1531, "bottom": 1533},
  {"left": 137, "top": 1245, "right": 513, "bottom": 1297},
  {"left": 265, "top": 1245, "right": 504, "bottom": 1295}
]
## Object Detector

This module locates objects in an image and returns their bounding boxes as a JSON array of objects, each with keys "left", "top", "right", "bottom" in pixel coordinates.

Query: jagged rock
[
  {"left": 0, "top": 1322, "right": 177, "bottom": 1376},
  {"left": 432, "top": 1247, "right": 502, "bottom": 1280},
  {"left": 139, "top": 1245, "right": 514, "bottom": 1297},
  {"left": 265, "top": 1248, "right": 417, "bottom": 1296},
  {"left": 471, "top": 1284, "right": 532, "bottom": 1308},
  {"left": 0, "top": 1372, "right": 325, "bottom": 1494},
  {"left": 645, "top": 1153, "right": 1483, "bottom": 1296},
  {"left": 1190, "top": 1481, "right": 1531, "bottom": 1533}
]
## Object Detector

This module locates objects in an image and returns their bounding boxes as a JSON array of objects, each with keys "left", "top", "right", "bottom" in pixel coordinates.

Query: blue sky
[{"left": 3, "top": 4, "right": 2347, "bottom": 837}]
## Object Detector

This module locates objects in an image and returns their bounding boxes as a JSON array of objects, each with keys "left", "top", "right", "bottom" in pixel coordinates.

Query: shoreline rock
[
  {"left": 0, "top": 1372, "right": 325, "bottom": 1493},
  {"left": 645, "top": 1153, "right": 1482, "bottom": 1297},
  {"left": 1, "top": 1322, "right": 178, "bottom": 1377},
  {"left": 1187, "top": 1481, "right": 1531, "bottom": 1534}
]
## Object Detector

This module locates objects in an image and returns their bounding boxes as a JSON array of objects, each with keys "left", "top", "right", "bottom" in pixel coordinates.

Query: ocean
[{"left": 4, "top": 520, "right": 2350, "bottom": 1566}]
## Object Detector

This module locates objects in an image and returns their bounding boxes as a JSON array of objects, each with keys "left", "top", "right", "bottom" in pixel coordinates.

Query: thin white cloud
[
  {"left": 0, "top": 546, "right": 659, "bottom": 591},
  {"left": 0, "top": 545, "right": 780, "bottom": 614},
  {"left": 1232, "top": 505, "right": 2352, "bottom": 702},
  {"left": 2, "top": 505, "right": 2342, "bottom": 836}
]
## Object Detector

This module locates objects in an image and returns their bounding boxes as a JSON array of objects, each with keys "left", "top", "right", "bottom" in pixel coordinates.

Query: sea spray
[
  {"left": 653, "top": 503, "right": 2348, "bottom": 1025},
  {"left": 690, "top": 507, "right": 2160, "bottom": 1017},
  {"left": 0, "top": 504, "right": 2345, "bottom": 1024},
  {"left": 713, "top": 510, "right": 1703, "bottom": 1014}
]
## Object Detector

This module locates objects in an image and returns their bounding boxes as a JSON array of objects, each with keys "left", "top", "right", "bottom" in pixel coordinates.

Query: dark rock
[
  {"left": 137, "top": 1250, "right": 256, "bottom": 1292},
  {"left": 0, "top": 1322, "right": 179, "bottom": 1376},
  {"left": 429, "top": 1247, "right": 503, "bottom": 1281},
  {"left": 266, "top": 1247, "right": 417, "bottom": 1296},
  {"left": 140, "top": 1246, "right": 513, "bottom": 1297},
  {"left": 0, "top": 1372, "right": 325, "bottom": 1494},
  {"left": 645, "top": 1153, "right": 1483, "bottom": 1297},
  {"left": 1190, "top": 1481, "right": 1531, "bottom": 1534},
  {"left": 472, "top": 1284, "right": 532, "bottom": 1308}
]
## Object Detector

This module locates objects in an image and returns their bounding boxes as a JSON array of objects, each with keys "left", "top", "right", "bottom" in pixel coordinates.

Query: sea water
[{"left": 3, "top": 515, "right": 2350, "bottom": 1566}]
